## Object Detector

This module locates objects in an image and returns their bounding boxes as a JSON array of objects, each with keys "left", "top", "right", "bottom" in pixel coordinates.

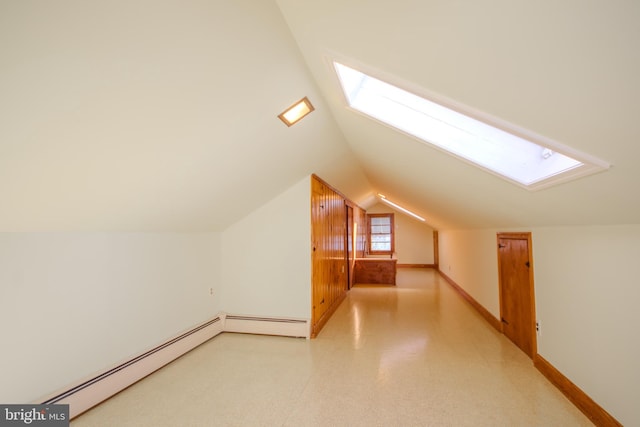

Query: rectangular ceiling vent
[{"left": 334, "top": 61, "right": 610, "bottom": 191}]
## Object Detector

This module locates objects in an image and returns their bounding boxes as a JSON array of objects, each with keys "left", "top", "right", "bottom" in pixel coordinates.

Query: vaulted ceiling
[
  {"left": 277, "top": 0, "right": 640, "bottom": 229},
  {"left": 2, "top": 1, "right": 639, "bottom": 231}
]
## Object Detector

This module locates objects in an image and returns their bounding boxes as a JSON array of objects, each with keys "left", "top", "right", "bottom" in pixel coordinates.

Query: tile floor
[{"left": 72, "top": 269, "right": 592, "bottom": 426}]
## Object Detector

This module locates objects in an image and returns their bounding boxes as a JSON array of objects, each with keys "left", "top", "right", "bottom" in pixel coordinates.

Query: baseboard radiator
[
  {"left": 224, "top": 314, "right": 309, "bottom": 338},
  {"left": 40, "top": 316, "right": 224, "bottom": 419},
  {"left": 39, "top": 314, "right": 309, "bottom": 419}
]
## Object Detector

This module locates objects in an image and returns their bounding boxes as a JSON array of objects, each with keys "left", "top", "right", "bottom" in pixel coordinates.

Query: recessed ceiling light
[{"left": 278, "top": 97, "right": 314, "bottom": 127}]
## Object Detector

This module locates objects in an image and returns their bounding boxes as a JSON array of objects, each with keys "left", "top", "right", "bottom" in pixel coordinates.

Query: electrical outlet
[
  {"left": 536, "top": 321, "right": 541, "bottom": 336},
  {"left": 209, "top": 288, "right": 214, "bottom": 296}
]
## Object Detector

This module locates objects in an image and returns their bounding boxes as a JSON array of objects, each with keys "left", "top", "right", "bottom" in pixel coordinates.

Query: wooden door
[
  {"left": 346, "top": 205, "right": 354, "bottom": 290},
  {"left": 310, "top": 175, "right": 349, "bottom": 337},
  {"left": 497, "top": 233, "right": 536, "bottom": 358},
  {"left": 311, "top": 178, "right": 327, "bottom": 322}
]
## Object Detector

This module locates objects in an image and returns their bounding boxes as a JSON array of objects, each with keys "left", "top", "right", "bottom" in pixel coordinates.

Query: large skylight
[{"left": 334, "top": 62, "right": 609, "bottom": 190}]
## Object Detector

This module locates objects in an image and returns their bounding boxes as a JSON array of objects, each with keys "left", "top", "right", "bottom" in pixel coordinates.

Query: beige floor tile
[{"left": 72, "top": 269, "right": 592, "bottom": 426}]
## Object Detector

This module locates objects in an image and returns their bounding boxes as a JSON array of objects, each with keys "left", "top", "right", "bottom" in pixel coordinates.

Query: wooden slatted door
[
  {"left": 310, "top": 175, "right": 349, "bottom": 337},
  {"left": 497, "top": 232, "right": 536, "bottom": 358},
  {"left": 311, "top": 178, "right": 327, "bottom": 323},
  {"left": 346, "top": 205, "right": 354, "bottom": 290}
]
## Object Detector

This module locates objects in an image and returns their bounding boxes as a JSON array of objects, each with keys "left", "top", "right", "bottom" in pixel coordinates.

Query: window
[
  {"left": 333, "top": 62, "right": 609, "bottom": 190},
  {"left": 368, "top": 213, "right": 394, "bottom": 255}
]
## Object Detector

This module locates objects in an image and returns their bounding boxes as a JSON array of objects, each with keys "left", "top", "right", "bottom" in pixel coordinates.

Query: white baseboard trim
[{"left": 38, "top": 313, "right": 310, "bottom": 420}]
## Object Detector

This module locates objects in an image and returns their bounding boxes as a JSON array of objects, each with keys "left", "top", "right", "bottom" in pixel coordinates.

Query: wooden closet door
[{"left": 498, "top": 233, "right": 536, "bottom": 358}]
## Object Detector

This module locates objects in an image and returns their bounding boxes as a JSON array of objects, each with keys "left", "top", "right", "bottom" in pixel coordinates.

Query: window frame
[{"left": 367, "top": 213, "right": 395, "bottom": 255}]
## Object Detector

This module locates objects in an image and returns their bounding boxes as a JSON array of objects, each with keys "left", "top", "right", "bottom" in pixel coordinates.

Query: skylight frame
[{"left": 332, "top": 61, "right": 610, "bottom": 191}]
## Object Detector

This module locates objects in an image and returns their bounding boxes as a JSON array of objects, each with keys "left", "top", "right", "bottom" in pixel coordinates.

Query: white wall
[
  {"left": 366, "top": 203, "right": 435, "bottom": 264},
  {"left": 438, "top": 229, "right": 500, "bottom": 317},
  {"left": 438, "top": 226, "right": 640, "bottom": 426},
  {"left": 532, "top": 225, "right": 640, "bottom": 426},
  {"left": 0, "top": 174, "right": 313, "bottom": 406},
  {"left": 0, "top": 232, "right": 221, "bottom": 404},
  {"left": 220, "top": 176, "right": 311, "bottom": 319}
]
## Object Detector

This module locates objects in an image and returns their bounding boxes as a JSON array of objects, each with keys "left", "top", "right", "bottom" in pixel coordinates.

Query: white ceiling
[{"left": 1, "top": 1, "right": 639, "bottom": 231}]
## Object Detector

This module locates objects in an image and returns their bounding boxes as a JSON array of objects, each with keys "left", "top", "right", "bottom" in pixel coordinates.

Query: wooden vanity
[{"left": 353, "top": 258, "right": 397, "bottom": 285}]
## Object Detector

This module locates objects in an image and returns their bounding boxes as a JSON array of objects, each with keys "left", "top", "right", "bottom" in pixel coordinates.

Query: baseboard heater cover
[
  {"left": 39, "top": 313, "right": 309, "bottom": 420},
  {"left": 223, "top": 314, "right": 310, "bottom": 338},
  {"left": 40, "top": 316, "right": 224, "bottom": 419}
]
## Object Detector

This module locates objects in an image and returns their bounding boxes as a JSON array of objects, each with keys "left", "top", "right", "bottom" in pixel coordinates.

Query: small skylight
[{"left": 334, "top": 62, "right": 609, "bottom": 190}]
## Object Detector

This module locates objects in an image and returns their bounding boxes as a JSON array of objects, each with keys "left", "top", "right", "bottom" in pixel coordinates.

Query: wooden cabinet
[
  {"left": 310, "top": 174, "right": 367, "bottom": 337},
  {"left": 311, "top": 175, "right": 347, "bottom": 337},
  {"left": 353, "top": 258, "right": 397, "bottom": 285}
]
